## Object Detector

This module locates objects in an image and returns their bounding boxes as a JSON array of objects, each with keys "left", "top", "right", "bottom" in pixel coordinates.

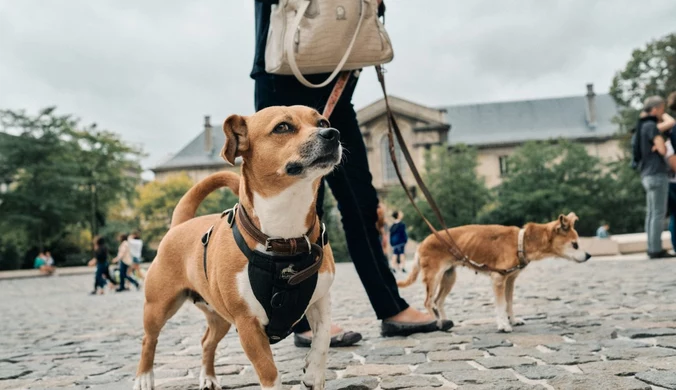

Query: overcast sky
[{"left": 1, "top": 0, "right": 674, "bottom": 173}]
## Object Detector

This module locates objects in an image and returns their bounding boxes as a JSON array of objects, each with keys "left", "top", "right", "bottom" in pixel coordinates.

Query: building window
[
  {"left": 381, "top": 135, "right": 406, "bottom": 183},
  {"left": 499, "top": 155, "right": 509, "bottom": 176}
]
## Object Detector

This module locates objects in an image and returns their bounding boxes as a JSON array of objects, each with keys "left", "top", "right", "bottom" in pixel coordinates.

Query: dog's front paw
[
  {"left": 496, "top": 318, "right": 512, "bottom": 333},
  {"left": 199, "top": 367, "right": 222, "bottom": 390},
  {"left": 510, "top": 317, "right": 525, "bottom": 326},
  {"left": 301, "top": 378, "right": 325, "bottom": 390},
  {"left": 302, "top": 366, "right": 325, "bottom": 390},
  {"left": 134, "top": 371, "right": 154, "bottom": 390}
]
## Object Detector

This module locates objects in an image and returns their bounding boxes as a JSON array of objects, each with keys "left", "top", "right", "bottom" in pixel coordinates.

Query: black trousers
[{"left": 254, "top": 72, "right": 409, "bottom": 332}]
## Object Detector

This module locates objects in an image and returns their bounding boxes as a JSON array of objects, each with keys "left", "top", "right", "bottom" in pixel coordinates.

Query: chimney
[
  {"left": 585, "top": 83, "right": 597, "bottom": 129},
  {"left": 204, "top": 115, "right": 213, "bottom": 154}
]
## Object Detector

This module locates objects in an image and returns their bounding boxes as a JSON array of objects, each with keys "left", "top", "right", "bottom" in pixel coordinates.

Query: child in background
[
  {"left": 389, "top": 211, "right": 408, "bottom": 273},
  {"left": 127, "top": 231, "right": 144, "bottom": 280}
]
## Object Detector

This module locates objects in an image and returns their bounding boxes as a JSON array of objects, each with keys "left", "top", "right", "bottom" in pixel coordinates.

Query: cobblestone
[{"left": 1, "top": 258, "right": 676, "bottom": 389}]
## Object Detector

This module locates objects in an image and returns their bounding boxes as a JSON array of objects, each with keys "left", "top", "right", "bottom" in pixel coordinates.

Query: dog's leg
[
  {"left": 423, "top": 265, "right": 444, "bottom": 318},
  {"left": 134, "top": 293, "right": 186, "bottom": 390},
  {"left": 302, "top": 294, "right": 331, "bottom": 390},
  {"left": 505, "top": 274, "right": 524, "bottom": 326},
  {"left": 434, "top": 267, "right": 456, "bottom": 321},
  {"left": 236, "top": 317, "right": 281, "bottom": 390},
  {"left": 199, "top": 309, "right": 231, "bottom": 390},
  {"left": 491, "top": 273, "right": 511, "bottom": 333}
]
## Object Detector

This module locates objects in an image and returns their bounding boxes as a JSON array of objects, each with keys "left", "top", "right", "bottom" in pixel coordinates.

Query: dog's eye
[
  {"left": 572, "top": 242, "right": 579, "bottom": 250},
  {"left": 318, "top": 119, "right": 330, "bottom": 128},
  {"left": 272, "top": 122, "right": 293, "bottom": 134}
]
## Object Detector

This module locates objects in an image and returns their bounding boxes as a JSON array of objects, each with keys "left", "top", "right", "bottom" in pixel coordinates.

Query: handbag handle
[{"left": 286, "top": 0, "right": 366, "bottom": 88}]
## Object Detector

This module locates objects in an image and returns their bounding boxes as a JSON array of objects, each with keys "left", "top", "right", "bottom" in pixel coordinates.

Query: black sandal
[
  {"left": 381, "top": 319, "right": 454, "bottom": 337},
  {"left": 294, "top": 331, "right": 363, "bottom": 348}
]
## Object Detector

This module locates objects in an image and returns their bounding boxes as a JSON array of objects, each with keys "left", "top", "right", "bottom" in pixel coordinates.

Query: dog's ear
[
  {"left": 566, "top": 212, "right": 579, "bottom": 227},
  {"left": 221, "top": 115, "right": 250, "bottom": 165},
  {"left": 557, "top": 214, "right": 571, "bottom": 232}
]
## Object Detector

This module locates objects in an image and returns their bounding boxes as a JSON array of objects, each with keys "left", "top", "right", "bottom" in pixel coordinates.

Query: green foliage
[
  {"left": 135, "top": 173, "right": 235, "bottom": 245},
  {"left": 386, "top": 145, "right": 492, "bottom": 241},
  {"left": 0, "top": 108, "right": 143, "bottom": 269},
  {"left": 321, "top": 188, "right": 349, "bottom": 262},
  {"left": 610, "top": 33, "right": 676, "bottom": 133},
  {"left": 479, "top": 141, "right": 643, "bottom": 236}
]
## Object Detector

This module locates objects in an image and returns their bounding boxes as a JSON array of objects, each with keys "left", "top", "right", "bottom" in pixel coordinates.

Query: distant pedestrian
[
  {"left": 33, "top": 251, "right": 55, "bottom": 275},
  {"left": 44, "top": 251, "right": 55, "bottom": 267},
  {"left": 389, "top": 211, "right": 408, "bottom": 273},
  {"left": 596, "top": 223, "right": 610, "bottom": 239},
  {"left": 88, "top": 236, "right": 117, "bottom": 295},
  {"left": 637, "top": 96, "right": 675, "bottom": 259},
  {"left": 112, "top": 234, "right": 140, "bottom": 292},
  {"left": 127, "top": 231, "right": 144, "bottom": 280}
]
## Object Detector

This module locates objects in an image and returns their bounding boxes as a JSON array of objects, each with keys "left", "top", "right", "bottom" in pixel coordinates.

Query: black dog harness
[{"left": 201, "top": 203, "right": 327, "bottom": 344}]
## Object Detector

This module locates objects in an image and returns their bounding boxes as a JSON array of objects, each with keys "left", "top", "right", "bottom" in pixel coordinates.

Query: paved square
[{"left": 1, "top": 258, "right": 676, "bottom": 389}]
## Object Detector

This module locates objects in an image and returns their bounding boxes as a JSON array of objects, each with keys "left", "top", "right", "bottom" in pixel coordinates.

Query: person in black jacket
[
  {"left": 252, "top": 0, "right": 453, "bottom": 346},
  {"left": 637, "top": 96, "right": 674, "bottom": 259}
]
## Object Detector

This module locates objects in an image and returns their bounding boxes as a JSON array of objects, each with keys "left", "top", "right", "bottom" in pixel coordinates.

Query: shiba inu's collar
[{"left": 517, "top": 227, "right": 529, "bottom": 266}]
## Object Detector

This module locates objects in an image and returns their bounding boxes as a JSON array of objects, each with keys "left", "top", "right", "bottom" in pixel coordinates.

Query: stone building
[{"left": 152, "top": 84, "right": 621, "bottom": 191}]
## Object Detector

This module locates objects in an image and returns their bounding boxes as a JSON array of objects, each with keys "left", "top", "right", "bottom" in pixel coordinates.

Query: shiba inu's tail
[
  {"left": 397, "top": 251, "right": 420, "bottom": 288},
  {"left": 171, "top": 171, "right": 240, "bottom": 228}
]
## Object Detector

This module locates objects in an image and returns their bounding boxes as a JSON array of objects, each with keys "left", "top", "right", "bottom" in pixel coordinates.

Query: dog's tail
[
  {"left": 170, "top": 171, "right": 240, "bottom": 228},
  {"left": 397, "top": 251, "right": 421, "bottom": 288}
]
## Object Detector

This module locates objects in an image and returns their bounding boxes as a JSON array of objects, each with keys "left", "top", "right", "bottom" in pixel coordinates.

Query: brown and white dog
[
  {"left": 134, "top": 106, "right": 341, "bottom": 390},
  {"left": 397, "top": 213, "right": 591, "bottom": 333}
]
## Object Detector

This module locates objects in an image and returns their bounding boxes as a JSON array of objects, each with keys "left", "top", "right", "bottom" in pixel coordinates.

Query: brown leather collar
[{"left": 234, "top": 203, "right": 318, "bottom": 255}]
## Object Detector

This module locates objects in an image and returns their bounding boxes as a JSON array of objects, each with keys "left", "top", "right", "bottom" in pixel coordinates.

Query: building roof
[
  {"left": 152, "top": 127, "right": 239, "bottom": 172},
  {"left": 442, "top": 93, "right": 618, "bottom": 147}
]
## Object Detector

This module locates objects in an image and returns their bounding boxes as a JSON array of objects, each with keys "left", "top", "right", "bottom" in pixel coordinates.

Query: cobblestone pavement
[{"left": 2, "top": 258, "right": 676, "bottom": 390}]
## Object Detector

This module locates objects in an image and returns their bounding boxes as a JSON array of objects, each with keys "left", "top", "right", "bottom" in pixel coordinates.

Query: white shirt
[{"left": 128, "top": 238, "right": 143, "bottom": 258}]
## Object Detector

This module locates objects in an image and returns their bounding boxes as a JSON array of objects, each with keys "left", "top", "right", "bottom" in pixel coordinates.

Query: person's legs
[
  {"left": 652, "top": 176, "right": 669, "bottom": 252},
  {"left": 668, "top": 182, "right": 676, "bottom": 251},
  {"left": 321, "top": 88, "right": 408, "bottom": 320},
  {"left": 643, "top": 175, "right": 668, "bottom": 254},
  {"left": 118, "top": 262, "right": 127, "bottom": 290},
  {"left": 125, "top": 264, "right": 140, "bottom": 288},
  {"left": 95, "top": 263, "right": 105, "bottom": 290},
  {"left": 643, "top": 176, "right": 655, "bottom": 253}
]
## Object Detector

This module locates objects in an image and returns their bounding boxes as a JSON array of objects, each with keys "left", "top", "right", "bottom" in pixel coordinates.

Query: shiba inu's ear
[
  {"left": 566, "top": 212, "right": 579, "bottom": 227},
  {"left": 557, "top": 214, "right": 571, "bottom": 232},
  {"left": 221, "top": 115, "right": 250, "bottom": 166}
]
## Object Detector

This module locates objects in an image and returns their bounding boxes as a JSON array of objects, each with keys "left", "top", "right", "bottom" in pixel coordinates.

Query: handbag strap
[
  {"left": 322, "top": 71, "right": 351, "bottom": 118},
  {"left": 287, "top": 0, "right": 367, "bottom": 89}
]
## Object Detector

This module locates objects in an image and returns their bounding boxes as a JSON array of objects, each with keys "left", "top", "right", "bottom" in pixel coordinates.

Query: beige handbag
[{"left": 265, "top": 0, "right": 394, "bottom": 88}]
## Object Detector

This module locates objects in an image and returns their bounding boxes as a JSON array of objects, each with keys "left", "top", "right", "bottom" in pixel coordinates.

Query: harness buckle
[
  {"left": 226, "top": 203, "right": 239, "bottom": 227},
  {"left": 201, "top": 226, "right": 214, "bottom": 247},
  {"left": 264, "top": 237, "right": 274, "bottom": 252}
]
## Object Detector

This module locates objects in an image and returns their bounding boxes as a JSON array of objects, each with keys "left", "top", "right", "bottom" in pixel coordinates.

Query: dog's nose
[
  {"left": 318, "top": 128, "right": 340, "bottom": 143},
  {"left": 585, "top": 252, "right": 592, "bottom": 261}
]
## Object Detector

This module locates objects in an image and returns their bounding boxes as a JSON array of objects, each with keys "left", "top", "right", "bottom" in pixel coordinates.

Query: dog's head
[
  {"left": 220, "top": 106, "right": 342, "bottom": 192},
  {"left": 548, "top": 212, "right": 591, "bottom": 263}
]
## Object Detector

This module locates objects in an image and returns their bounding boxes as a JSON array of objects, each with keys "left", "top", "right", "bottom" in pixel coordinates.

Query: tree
[
  {"left": 610, "top": 33, "right": 676, "bottom": 133},
  {"left": 386, "top": 145, "right": 492, "bottom": 241},
  {"left": 135, "top": 173, "right": 236, "bottom": 245},
  {"left": 321, "top": 188, "right": 349, "bottom": 262},
  {"left": 0, "top": 108, "right": 143, "bottom": 268}
]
